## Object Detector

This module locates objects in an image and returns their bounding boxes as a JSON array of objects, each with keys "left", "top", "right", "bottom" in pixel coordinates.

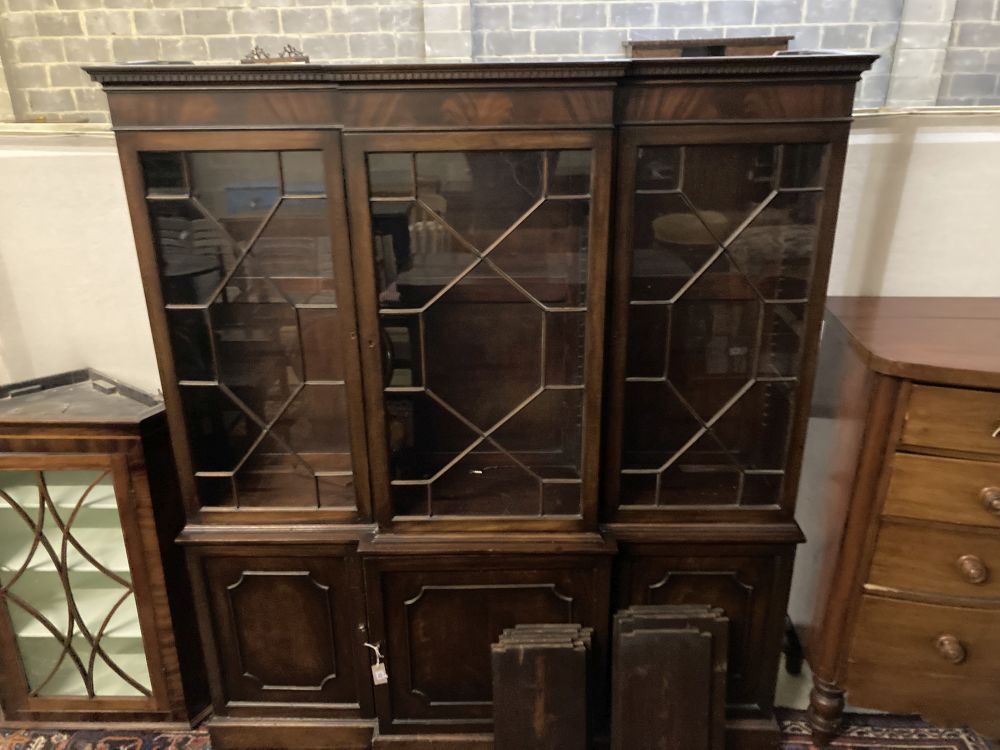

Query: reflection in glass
[
  {"left": 369, "top": 148, "right": 592, "bottom": 518},
  {"left": 636, "top": 146, "right": 681, "bottom": 191},
  {"left": 148, "top": 200, "right": 235, "bottom": 305},
  {"left": 620, "top": 143, "right": 828, "bottom": 508},
  {"left": 281, "top": 151, "right": 325, "bottom": 194},
  {"left": 630, "top": 192, "right": 720, "bottom": 301},
  {"left": 415, "top": 151, "right": 544, "bottom": 249},
  {"left": 143, "top": 150, "right": 357, "bottom": 510},
  {"left": 140, "top": 152, "right": 186, "bottom": 195}
]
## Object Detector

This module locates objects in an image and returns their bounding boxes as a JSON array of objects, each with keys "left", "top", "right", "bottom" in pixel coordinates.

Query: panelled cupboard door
[
  {"left": 363, "top": 555, "right": 611, "bottom": 734},
  {"left": 192, "top": 549, "right": 370, "bottom": 719},
  {"left": 616, "top": 545, "right": 794, "bottom": 715},
  {"left": 343, "top": 131, "right": 612, "bottom": 532},
  {"left": 604, "top": 124, "right": 850, "bottom": 524},
  {"left": 118, "top": 132, "right": 370, "bottom": 524}
]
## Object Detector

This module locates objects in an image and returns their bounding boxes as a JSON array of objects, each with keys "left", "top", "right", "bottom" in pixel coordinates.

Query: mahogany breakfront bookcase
[{"left": 89, "top": 51, "right": 874, "bottom": 748}]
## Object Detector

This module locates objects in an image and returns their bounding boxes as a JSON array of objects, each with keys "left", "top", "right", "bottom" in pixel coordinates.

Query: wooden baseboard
[
  {"left": 373, "top": 732, "right": 493, "bottom": 749},
  {"left": 207, "top": 717, "right": 375, "bottom": 750},
  {"left": 726, "top": 716, "right": 782, "bottom": 750}
]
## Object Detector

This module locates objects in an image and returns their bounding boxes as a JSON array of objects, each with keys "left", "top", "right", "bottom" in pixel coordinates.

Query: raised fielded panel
[
  {"left": 364, "top": 555, "right": 611, "bottom": 734},
  {"left": 616, "top": 545, "right": 793, "bottom": 714},
  {"left": 195, "top": 550, "right": 369, "bottom": 718}
]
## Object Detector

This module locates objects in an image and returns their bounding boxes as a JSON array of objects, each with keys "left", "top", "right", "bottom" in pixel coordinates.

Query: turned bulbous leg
[{"left": 807, "top": 675, "right": 845, "bottom": 747}]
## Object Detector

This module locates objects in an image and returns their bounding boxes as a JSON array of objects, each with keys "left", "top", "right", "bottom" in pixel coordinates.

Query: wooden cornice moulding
[{"left": 85, "top": 54, "right": 878, "bottom": 89}]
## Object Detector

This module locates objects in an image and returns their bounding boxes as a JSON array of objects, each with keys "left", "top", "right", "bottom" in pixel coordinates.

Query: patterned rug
[
  {"left": 0, "top": 729, "right": 210, "bottom": 750},
  {"left": 0, "top": 713, "right": 993, "bottom": 749},
  {"left": 779, "top": 709, "right": 995, "bottom": 749}
]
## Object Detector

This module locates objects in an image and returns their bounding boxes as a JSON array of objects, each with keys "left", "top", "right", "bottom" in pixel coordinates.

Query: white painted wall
[
  {"left": 831, "top": 111, "right": 1000, "bottom": 297},
  {"left": 0, "top": 111, "right": 998, "bottom": 393},
  {"left": 0, "top": 130, "right": 159, "bottom": 393}
]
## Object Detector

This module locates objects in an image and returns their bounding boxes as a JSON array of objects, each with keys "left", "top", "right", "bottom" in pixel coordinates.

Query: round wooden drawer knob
[
  {"left": 957, "top": 554, "right": 989, "bottom": 584},
  {"left": 982, "top": 487, "right": 1000, "bottom": 516},
  {"left": 935, "top": 634, "right": 967, "bottom": 665}
]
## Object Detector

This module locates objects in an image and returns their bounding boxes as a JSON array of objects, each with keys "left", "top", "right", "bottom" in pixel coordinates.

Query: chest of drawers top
[{"left": 827, "top": 296, "right": 1000, "bottom": 391}]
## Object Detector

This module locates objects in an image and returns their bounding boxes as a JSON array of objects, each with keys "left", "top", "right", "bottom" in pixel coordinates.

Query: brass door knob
[
  {"left": 981, "top": 487, "right": 1000, "bottom": 517},
  {"left": 935, "top": 634, "right": 967, "bottom": 664},
  {"left": 957, "top": 554, "right": 989, "bottom": 584}
]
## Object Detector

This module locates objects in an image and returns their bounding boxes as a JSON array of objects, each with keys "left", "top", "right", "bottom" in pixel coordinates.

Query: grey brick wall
[
  {"left": 939, "top": 0, "right": 1000, "bottom": 104},
  {"left": 0, "top": 0, "right": 996, "bottom": 123},
  {"left": 471, "top": 0, "right": 902, "bottom": 106}
]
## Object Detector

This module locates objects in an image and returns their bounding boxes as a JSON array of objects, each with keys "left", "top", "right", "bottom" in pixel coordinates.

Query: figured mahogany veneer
[
  {"left": 790, "top": 297, "right": 1000, "bottom": 744},
  {"left": 89, "top": 55, "right": 874, "bottom": 747},
  {"left": 0, "top": 372, "right": 207, "bottom": 725}
]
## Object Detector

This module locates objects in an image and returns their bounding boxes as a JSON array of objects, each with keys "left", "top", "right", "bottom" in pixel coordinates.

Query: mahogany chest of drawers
[{"left": 790, "top": 297, "right": 1000, "bottom": 744}]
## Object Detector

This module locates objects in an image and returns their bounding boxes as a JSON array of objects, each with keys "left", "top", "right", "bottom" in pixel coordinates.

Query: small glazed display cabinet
[
  {"left": 791, "top": 297, "right": 1000, "bottom": 745},
  {"left": 83, "top": 50, "right": 874, "bottom": 747},
  {"left": 0, "top": 370, "right": 206, "bottom": 725}
]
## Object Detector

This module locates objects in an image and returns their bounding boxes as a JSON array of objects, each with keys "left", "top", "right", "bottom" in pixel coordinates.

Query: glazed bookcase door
[
  {"left": 605, "top": 126, "right": 848, "bottom": 524},
  {"left": 344, "top": 132, "right": 611, "bottom": 531},
  {"left": 0, "top": 454, "right": 164, "bottom": 716},
  {"left": 121, "top": 133, "right": 370, "bottom": 523}
]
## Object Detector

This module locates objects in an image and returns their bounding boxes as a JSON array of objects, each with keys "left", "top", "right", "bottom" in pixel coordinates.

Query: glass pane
[
  {"left": 780, "top": 144, "right": 827, "bottom": 189},
  {"left": 209, "top": 279, "right": 302, "bottom": 423},
  {"left": 179, "top": 385, "right": 261, "bottom": 474},
  {"left": 680, "top": 145, "right": 778, "bottom": 243},
  {"left": 246, "top": 198, "right": 336, "bottom": 305},
  {"left": 487, "top": 199, "right": 589, "bottom": 308},
  {"left": 386, "top": 391, "right": 480, "bottom": 481},
  {"left": 234, "top": 434, "right": 317, "bottom": 508},
  {"left": 726, "top": 191, "right": 821, "bottom": 300},
  {"left": 631, "top": 193, "right": 720, "bottom": 301},
  {"left": 374, "top": 201, "right": 478, "bottom": 310},
  {"left": 0, "top": 470, "right": 152, "bottom": 698},
  {"left": 657, "top": 432, "right": 741, "bottom": 506},
  {"left": 167, "top": 308, "right": 213, "bottom": 382},
  {"left": 625, "top": 304, "right": 668, "bottom": 378},
  {"left": 619, "top": 472, "right": 657, "bottom": 506},
  {"left": 711, "top": 381, "right": 795, "bottom": 472},
  {"left": 667, "top": 255, "right": 760, "bottom": 422},
  {"left": 621, "top": 381, "right": 701, "bottom": 471},
  {"left": 281, "top": 151, "right": 325, "bottom": 194},
  {"left": 188, "top": 151, "right": 280, "bottom": 242},
  {"left": 140, "top": 152, "right": 186, "bottom": 195},
  {"left": 547, "top": 150, "right": 591, "bottom": 196},
  {"left": 369, "top": 153, "right": 414, "bottom": 197},
  {"left": 491, "top": 388, "right": 583, "bottom": 480},
  {"left": 415, "top": 151, "right": 544, "bottom": 250},
  {"left": 369, "top": 148, "right": 592, "bottom": 519},
  {"left": 636, "top": 146, "right": 681, "bottom": 191},
  {"left": 619, "top": 142, "right": 826, "bottom": 510},
  {"left": 423, "top": 267, "right": 544, "bottom": 432},
  {"left": 148, "top": 199, "right": 235, "bottom": 305},
  {"left": 544, "top": 311, "right": 585, "bottom": 386},
  {"left": 431, "top": 443, "right": 540, "bottom": 516},
  {"left": 759, "top": 304, "right": 806, "bottom": 378},
  {"left": 143, "top": 150, "right": 359, "bottom": 512}
]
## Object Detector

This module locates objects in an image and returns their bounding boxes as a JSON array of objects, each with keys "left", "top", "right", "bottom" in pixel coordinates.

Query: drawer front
[
  {"left": 365, "top": 554, "right": 610, "bottom": 734},
  {"left": 868, "top": 521, "right": 1000, "bottom": 601},
  {"left": 883, "top": 453, "right": 1000, "bottom": 528},
  {"left": 195, "top": 549, "right": 368, "bottom": 716},
  {"left": 847, "top": 596, "right": 1000, "bottom": 732},
  {"left": 615, "top": 546, "right": 792, "bottom": 714},
  {"left": 902, "top": 385, "right": 1000, "bottom": 456}
]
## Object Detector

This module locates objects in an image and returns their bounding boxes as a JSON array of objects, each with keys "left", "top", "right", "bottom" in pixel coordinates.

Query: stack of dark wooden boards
[{"left": 491, "top": 606, "right": 729, "bottom": 750}]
